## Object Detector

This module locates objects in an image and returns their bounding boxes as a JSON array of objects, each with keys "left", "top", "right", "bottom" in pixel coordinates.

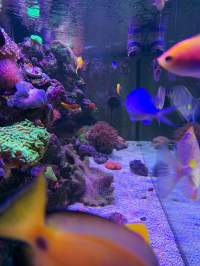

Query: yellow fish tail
[
  {"left": 125, "top": 223, "right": 150, "bottom": 244},
  {"left": 0, "top": 173, "right": 46, "bottom": 244}
]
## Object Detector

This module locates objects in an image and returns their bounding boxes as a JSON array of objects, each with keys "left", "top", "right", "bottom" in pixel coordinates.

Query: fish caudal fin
[
  {"left": 154, "top": 146, "right": 179, "bottom": 198},
  {"left": 0, "top": 173, "right": 46, "bottom": 243},
  {"left": 125, "top": 223, "right": 150, "bottom": 244},
  {"left": 184, "top": 176, "right": 199, "bottom": 200},
  {"left": 157, "top": 107, "right": 176, "bottom": 127}
]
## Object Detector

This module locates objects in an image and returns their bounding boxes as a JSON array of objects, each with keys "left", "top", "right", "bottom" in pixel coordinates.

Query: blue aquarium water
[{"left": 0, "top": 0, "right": 199, "bottom": 265}]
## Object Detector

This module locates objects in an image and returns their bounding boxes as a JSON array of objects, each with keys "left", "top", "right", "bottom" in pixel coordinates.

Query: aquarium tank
[{"left": 0, "top": 0, "right": 199, "bottom": 265}]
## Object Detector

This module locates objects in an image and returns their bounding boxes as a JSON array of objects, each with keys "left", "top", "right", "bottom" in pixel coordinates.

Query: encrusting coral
[{"left": 0, "top": 120, "right": 49, "bottom": 176}]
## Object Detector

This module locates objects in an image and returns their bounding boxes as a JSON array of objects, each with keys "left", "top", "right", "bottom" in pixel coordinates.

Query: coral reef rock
[
  {"left": 129, "top": 160, "right": 149, "bottom": 177},
  {"left": 0, "top": 28, "right": 21, "bottom": 60},
  {"left": 60, "top": 145, "right": 114, "bottom": 206}
]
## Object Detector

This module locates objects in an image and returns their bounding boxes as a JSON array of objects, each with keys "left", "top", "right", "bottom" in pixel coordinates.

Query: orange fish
[
  {"left": 0, "top": 173, "right": 158, "bottom": 266},
  {"left": 158, "top": 35, "right": 200, "bottom": 78},
  {"left": 61, "top": 102, "right": 81, "bottom": 111}
]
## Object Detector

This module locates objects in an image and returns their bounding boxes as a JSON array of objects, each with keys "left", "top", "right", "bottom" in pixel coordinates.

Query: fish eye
[{"left": 165, "top": 56, "right": 173, "bottom": 62}]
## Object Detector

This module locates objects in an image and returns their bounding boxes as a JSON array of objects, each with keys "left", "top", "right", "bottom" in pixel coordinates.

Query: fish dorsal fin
[
  {"left": 0, "top": 173, "right": 46, "bottom": 243},
  {"left": 125, "top": 223, "right": 150, "bottom": 244}
]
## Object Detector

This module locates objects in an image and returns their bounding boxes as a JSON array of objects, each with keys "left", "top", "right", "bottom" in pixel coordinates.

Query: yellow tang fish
[
  {"left": 158, "top": 35, "right": 200, "bottom": 78},
  {"left": 76, "top": 56, "right": 85, "bottom": 72},
  {"left": 0, "top": 174, "right": 158, "bottom": 266}
]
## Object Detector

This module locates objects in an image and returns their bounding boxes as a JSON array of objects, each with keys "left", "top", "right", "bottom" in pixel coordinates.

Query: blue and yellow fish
[{"left": 0, "top": 173, "right": 158, "bottom": 266}]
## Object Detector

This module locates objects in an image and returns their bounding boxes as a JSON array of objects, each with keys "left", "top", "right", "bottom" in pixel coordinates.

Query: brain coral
[{"left": 0, "top": 120, "right": 50, "bottom": 165}]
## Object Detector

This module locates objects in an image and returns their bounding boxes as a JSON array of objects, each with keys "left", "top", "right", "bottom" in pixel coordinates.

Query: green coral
[
  {"left": 45, "top": 166, "right": 57, "bottom": 181},
  {"left": 0, "top": 120, "right": 50, "bottom": 165}
]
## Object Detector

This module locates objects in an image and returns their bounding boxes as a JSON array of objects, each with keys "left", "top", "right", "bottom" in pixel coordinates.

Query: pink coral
[
  {"left": 0, "top": 59, "right": 21, "bottom": 90},
  {"left": 87, "top": 121, "right": 119, "bottom": 154}
]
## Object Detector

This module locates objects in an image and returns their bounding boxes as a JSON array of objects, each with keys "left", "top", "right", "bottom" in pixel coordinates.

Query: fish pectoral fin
[
  {"left": 0, "top": 173, "right": 46, "bottom": 243},
  {"left": 183, "top": 176, "right": 199, "bottom": 200},
  {"left": 125, "top": 223, "right": 150, "bottom": 244}
]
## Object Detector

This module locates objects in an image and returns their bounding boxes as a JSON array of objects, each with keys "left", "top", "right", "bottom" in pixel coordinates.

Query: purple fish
[{"left": 125, "top": 87, "right": 174, "bottom": 126}]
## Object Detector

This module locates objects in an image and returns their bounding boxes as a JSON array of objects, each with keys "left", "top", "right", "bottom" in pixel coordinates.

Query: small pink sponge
[{"left": 104, "top": 161, "right": 122, "bottom": 170}]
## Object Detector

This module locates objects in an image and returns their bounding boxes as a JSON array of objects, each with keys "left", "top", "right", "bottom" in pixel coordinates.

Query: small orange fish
[
  {"left": 0, "top": 174, "right": 158, "bottom": 266},
  {"left": 76, "top": 56, "right": 85, "bottom": 72},
  {"left": 116, "top": 83, "right": 122, "bottom": 95},
  {"left": 88, "top": 102, "right": 96, "bottom": 110},
  {"left": 61, "top": 102, "right": 81, "bottom": 111},
  {"left": 158, "top": 35, "right": 200, "bottom": 78}
]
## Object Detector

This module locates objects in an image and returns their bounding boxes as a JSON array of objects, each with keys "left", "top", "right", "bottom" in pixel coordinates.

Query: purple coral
[
  {"left": 93, "top": 153, "right": 108, "bottom": 164},
  {"left": 129, "top": 160, "right": 149, "bottom": 176},
  {"left": 7, "top": 81, "right": 47, "bottom": 109},
  {"left": 78, "top": 144, "right": 96, "bottom": 157},
  {"left": 46, "top": 83, "right": 66, "bottom": 105},
  {"left": 87, "top": 121, "right": 119, "bottom": 154}
]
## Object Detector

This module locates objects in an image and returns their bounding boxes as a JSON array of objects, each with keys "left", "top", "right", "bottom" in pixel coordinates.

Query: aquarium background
[
  {"left": 0, "top": 0, "right": 200, "bottom": 266},
  {"left": 1, "top": 0, "right": 200, "bottom": 140}
]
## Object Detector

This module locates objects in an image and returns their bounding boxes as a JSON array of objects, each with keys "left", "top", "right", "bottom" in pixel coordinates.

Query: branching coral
[{"left": 87, "top": 121, "right": 120, "bottom": 154}]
